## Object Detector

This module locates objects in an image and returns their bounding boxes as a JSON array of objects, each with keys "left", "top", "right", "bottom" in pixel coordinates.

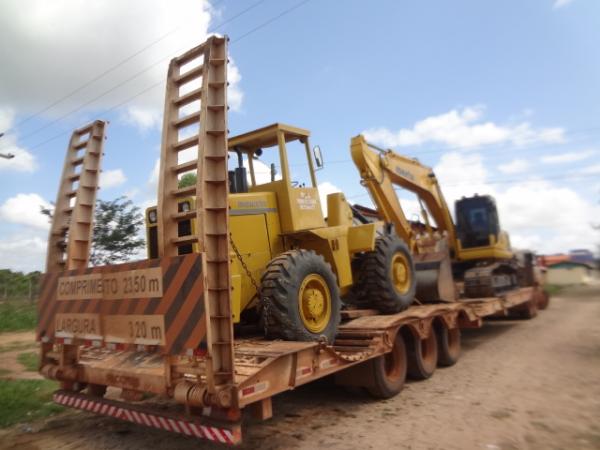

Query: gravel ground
[{"left": 1, "top": 285, "right": 599, "bottom": 450}]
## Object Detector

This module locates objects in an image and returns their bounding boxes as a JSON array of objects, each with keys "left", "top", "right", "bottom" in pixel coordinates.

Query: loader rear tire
[
  {"left": 349, "top": 234, "right": 416, "bottom": 314},
  {"left": 436, "top": 323, "right": 461, "bottom": 367},
  {"left": 406, "top": 327, "right": 438, "bottom": 380},
  {"left": 365, "top": 333, "right": 407, "bottom": 399},
  {"left": 260, "top": 250, "right": 341, "bottom": 343}
]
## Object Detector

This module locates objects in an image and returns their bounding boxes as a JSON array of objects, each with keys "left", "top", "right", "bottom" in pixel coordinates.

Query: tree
[
  {"left": 40, "top": 197, "right": 145, "bottom": 266},
  {"left": 90, "top": 197, "right": 145, "bottom": 265},
  {"left": 178, "top": 173, "right": 197, "bottom": 188}
]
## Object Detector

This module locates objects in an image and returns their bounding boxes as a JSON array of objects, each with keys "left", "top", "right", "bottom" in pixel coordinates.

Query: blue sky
[{"left": 0, "top": 0, "right": 599, "bottom": 272}]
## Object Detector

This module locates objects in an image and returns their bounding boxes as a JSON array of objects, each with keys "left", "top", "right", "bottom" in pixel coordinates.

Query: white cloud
[
  {"left": 100, "top": 168, "right": 127, "bottom": 189},
  {"left": 433, "top": 151, "right": 600, "bottom": 254},
  {"left": 0, "top": 107, "right": 37, "bottom": 172},
  {"left": 0, "top": 193, "right": 52, "bottom": 230},
  {"left": 0, "top": 1, "right": 244, "bottom": 129},
  {"left": 541, "top": 149, "right": 596, "bottom": 164},
  {"left": 578, "top": 164, "right": 600, "bottom": 175},
  {"left": 498, "top": 158, "right": 529, "bottom": 174},
  {"left": 121, "top": 106, "right": 162, "bottom": 131},
  {"left": 227, "top": 58, "right": 244, "bottom": 112},
  {"left": 0, "top": 235, "right": 47, "bottom": 272},
  {"left": 553, "top": 0, "right": 574, "bottom": 9},
  {"left": 363, "top": 106, "right": 565, "bottom": 150}
]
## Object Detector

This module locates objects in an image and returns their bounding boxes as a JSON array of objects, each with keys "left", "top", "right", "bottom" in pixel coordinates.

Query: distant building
[
  {"left": 545, "top": 261, "right": 594, "bottom": 285},
  {"left": 569, "top": 249, "right": 595, "bottom": 265}
]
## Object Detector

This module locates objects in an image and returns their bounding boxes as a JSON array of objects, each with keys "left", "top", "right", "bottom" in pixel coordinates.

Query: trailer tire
[
  {"left": 520, "top": 298, "right": 538, "bottom": 319},
  {"left": 436, "top": 323, "right": 461, "bottom": 367},
  {"left": 261, "top": 250, "right": 341, "bottom": 343},
  {"left": 537, "top": 289, "right": 550, "bottom": 310},
  {"left": 365, "top": 333, "right": 407, "bottom": 399},
  {"left": 406, "top": 326, "right": 438, "bottom": 380},
  {"left": 349, "top": 234, "right": 416, "bottom": 314}
]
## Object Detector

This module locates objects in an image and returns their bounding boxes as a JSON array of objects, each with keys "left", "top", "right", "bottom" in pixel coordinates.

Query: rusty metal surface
[
  {"left": 37, "top": 254, "right": 206, "bottom": 355},
  {"left": 339, "top": 302, "right": 464, "bottom": 330},
  {"left": 77, "top": 348, "right": 168, "bottom": 394}
]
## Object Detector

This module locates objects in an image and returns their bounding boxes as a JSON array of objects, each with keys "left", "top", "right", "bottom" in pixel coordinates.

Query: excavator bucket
[{"left": 414, "top": 238, "right": 457, "bottom": 303}]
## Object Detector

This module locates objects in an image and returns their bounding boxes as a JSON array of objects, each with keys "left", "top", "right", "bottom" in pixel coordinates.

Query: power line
[
  {"left": 345, "top": 172, "right": 600, "bottom": 201},
  {"left": 231, "top": 0, "right": 311, "bottom": 43},
  {"left": 18, "top": 0, "right": 313, "bottom": 153},
  {"left": 1, "top": 0, "right": 227, "bottom": 136},
  {"left": 15, "top": 0, "right": 269, "bottom": 143}
]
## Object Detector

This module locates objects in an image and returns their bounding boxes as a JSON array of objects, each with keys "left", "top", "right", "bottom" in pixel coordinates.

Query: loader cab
[
  {"left": 455, "top": 195, "right": 500, "bottom": 249},
  {"left": 227, "top": 123, "right": 325, "bottom": 233}
]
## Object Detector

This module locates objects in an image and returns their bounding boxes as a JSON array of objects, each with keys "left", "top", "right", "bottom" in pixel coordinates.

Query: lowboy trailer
[
  {"left": 37, "top": 36, "right": 547, "bottom": 446},
  {"left": 39, "top": 251, "right": 542, "bottom": 445}
]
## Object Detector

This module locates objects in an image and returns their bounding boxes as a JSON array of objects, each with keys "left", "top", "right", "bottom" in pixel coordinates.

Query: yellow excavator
[{"left": 349, "top": 135, "right": 520, "bottom": 300}]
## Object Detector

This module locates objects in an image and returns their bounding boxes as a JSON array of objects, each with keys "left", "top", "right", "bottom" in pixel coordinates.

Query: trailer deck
[{"left": 40, "top": 271, "right": 539, "bottom": 446}]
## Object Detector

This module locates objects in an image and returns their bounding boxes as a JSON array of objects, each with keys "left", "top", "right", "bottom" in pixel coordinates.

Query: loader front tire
[
  {"left": 349, "top": 234, "right": 416, "bottom": 314},
  {"left": 260, "top": 250, "right": 341, "bottom": 342}
]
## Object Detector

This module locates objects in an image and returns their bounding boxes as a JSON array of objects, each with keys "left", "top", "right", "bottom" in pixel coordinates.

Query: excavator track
[{"left": 463, "top": 261, "right": 519, "bottom": 298}]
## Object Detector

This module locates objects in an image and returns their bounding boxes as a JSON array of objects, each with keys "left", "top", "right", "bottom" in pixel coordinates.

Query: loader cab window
[
  {"left": 455, "top": 195, "right": 500, "bottom": 249},
  {"left": 230, "top": 126, "right": 318, "bottom": 190}
]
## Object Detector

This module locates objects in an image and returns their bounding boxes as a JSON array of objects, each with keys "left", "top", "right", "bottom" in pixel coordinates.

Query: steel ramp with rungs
[
  {"left": 45, "top": 120, "right": 106, "bottom": 272},
  {"left": 156, "top": 36, "right": 234, "bottom": 394}
]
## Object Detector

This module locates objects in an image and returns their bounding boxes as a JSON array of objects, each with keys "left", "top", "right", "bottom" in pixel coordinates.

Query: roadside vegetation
[
  {"left": 0, "top": 379, "right": 63, "bottom": 427},
  {"left": 0, "top": 300, "right": 37, "bottom": 332},
  {"left": 545, "top": 284, "right": 565, "bottom": 296}
]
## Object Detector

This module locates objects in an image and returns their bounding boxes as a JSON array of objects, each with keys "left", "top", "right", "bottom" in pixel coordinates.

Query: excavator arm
[{"left": 350, "top": 135, "right": 457, "bottom": 255}]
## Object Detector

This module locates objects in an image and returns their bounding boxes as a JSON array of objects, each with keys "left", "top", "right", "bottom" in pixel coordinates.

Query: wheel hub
[
  {"left": 391, "top": 253, "right": 410, "bottom": 293},
  {"left": 299, "top": 274, "right": 331, "bottom": 333}
]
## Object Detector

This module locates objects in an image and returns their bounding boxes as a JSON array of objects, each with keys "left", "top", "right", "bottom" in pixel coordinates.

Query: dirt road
[{"left": 1, "top": 285, "right": 599, "bottom": 450}]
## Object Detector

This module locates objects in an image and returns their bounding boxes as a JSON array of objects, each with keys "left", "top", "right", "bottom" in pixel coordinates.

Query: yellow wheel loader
[{"left": 146, "top": 124, "right": 417, "bottom": 342}]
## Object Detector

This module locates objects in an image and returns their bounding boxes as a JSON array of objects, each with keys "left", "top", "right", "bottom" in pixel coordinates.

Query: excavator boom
[{"left": 350, "top": 135, "right": 456, "bottom": 254}]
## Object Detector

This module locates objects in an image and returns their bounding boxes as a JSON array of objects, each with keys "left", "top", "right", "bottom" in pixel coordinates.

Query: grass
[
  {"left": 545, "top": 284, "right": 564, "bottom": 296},
  {"left": 0, "top": 379, "right": 63, "bottom": 427},
  {"left": 0, "top": 301, "right": 37, "bottom": 332},
  {"left": 17, "top": 352, "right": 39, "bottom": 372}
]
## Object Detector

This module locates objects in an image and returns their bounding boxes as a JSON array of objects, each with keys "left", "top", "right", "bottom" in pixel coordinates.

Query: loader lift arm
[{"left": 350, "top": 135, "right": 456, "bottom": 255}]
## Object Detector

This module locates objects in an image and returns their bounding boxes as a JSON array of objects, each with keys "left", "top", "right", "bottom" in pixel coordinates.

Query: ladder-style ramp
[
  {"left": 156, "top": 36, "right": 234, "bottom": 392},
  {"left": 46, "top": 120, "right": 106, "bottom": 272}
]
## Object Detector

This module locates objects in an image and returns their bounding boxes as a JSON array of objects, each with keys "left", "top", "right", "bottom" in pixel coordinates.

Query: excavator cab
[{"left": 455, "top": 195, "right": 500, "bottom": 249}]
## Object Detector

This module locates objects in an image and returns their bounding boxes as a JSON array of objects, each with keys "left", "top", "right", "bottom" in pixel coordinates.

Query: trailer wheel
[
  {"left": 537, "top": 289, "right": 550, "bottom": 310},
  {"left": 349, "top": 234, "right": 416, "bottom": 314},
  {"left": 365, "top": 333, "right": 407, "bottom": 399},
  {"left": 406, "top": 327, "right": 438, "bottom": 380},
  {"left": 261, "top": 250, "right": 341, "bottom": 342},
  {"left": 436, "top": 323, "right": 461, "bottom": 367},
  {"left": 519, "top": 298, "right": 538, "bottom": 319}
]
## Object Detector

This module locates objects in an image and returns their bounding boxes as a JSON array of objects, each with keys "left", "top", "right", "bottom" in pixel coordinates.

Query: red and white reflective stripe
[{"left": 52, "top": 392, "right": 239, "bottom": 445}]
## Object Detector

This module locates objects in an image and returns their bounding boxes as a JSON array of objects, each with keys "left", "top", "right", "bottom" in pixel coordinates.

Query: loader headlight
[{"left": 148, "top": 210, "right": 157, "bottom": 224}]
